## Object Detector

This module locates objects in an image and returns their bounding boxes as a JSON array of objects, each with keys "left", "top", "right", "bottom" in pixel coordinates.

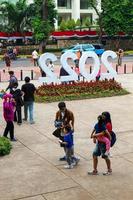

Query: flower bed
[{"left": 35, "top": 79, "right": 129, "bottom": 103}]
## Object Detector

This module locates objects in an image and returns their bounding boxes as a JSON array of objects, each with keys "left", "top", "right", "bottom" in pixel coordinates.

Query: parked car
[
  {"left": 62, "top": 44, "right": 95, "bottom": 54},
  {"left": 92, "top": 44, "right": 105, "bottom": 56}
]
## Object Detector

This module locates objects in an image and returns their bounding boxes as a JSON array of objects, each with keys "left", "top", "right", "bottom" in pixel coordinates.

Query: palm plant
[{"left": 0, "top": 0, "right": 35, "bottom": 32}]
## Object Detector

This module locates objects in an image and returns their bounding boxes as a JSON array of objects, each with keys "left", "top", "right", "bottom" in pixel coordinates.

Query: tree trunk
[
  {"left": 98, "top": 16, "right": 104, "bottom": 43},
  {"left": 42, "top": 0, "right": 48, "bottom": 20},
  {"left": 39, "top": 40, "right": 47, "bottom": 53}
]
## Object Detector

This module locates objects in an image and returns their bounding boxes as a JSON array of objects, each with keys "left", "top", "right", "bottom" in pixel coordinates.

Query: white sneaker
[
  {"left": 72, "top": 158, "right": 80, "bottom": 166},
  {"left": 64, "top": 164, "right": 73, "bottom": 169}
]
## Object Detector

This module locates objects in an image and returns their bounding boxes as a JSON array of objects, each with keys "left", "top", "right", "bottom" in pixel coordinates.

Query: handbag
[{"left": 52, "top": 128, "right": 61, "bottom": 138}]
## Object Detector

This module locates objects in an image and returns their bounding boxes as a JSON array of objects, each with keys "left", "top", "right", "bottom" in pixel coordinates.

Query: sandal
[
  {"left": 88, "top": 170, "right": 99, "bottom": 175},
  {"left": 103, "top": 170, "right": 112, "bottom": 176}
]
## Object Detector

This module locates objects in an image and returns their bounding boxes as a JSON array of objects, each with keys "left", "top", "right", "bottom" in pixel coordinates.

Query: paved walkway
[{"left": 0, "top": 74, "right": 133, "bottom": 200}]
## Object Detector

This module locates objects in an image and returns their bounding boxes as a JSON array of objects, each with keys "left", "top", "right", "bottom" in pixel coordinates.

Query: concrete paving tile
[
  {"left": 28, "top": 140, "right": 66, "bottom": 166},
  {"left": 21, "top": 195, "right": 45, "bottom": 200},
  {"left": 43, "top": 187, "right": 94, "bottom": 200},
  {"left": 71, "top": 157, "right": 133, "bottom": 200},
  {"left": 15, "top": 125, "right": 48, "bottom": 146},
  {"left": 121, "top": 152, "right": 133, "bottom": 163},
  {"left": 118, "top": 132, "right": 133, "bottom": 144},
  {"left": 112, "top": 141, "right": 133, "bottom": 155},
  {"left": 0, "top": 147, "right": 77, "bottom": 200},
  {"left": 0, "top": 74, "right": 133, "bottom": 200},
  {"left": 56, "top": 159, "right": 90, "bottom": 178}
]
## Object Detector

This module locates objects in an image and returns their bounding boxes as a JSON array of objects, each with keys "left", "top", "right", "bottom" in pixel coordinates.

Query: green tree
[
  {"left": 87, "top": 0, "right": 133, "bottom": 40},
  {"left": 32, "top": 0, "right": 57, "bottom": 52},
  {"left": 87, "top": 0, "right": 103, "bottom": 41},
  {"left": 0, "top": 0, "right": 34, "bottom": 32},
  {"left": 102, "top": 0, "right": 133, "bottom": 35}
]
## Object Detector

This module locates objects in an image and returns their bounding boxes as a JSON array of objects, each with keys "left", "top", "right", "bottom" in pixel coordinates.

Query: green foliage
[
  {"left": 75, "top": 19, "right": 81, "bottom": 27},
  {"left": 32, "top": 0, "right": 57, "bottom": 44},
  {"left": 0, "top": 137, "right": 12, "bottom": 156},
  {"left": 60, "top": 20, "right": 67, "bottom": 31},
  {"left": 32, "top": 17, "right": 51, "bottom": 42},
  {"left": 83, "top": 17, "right": 91, "bottom": 27},
  {"left": 102, "top": 0, "right": 133, "bottom": 35},
  {"left": 67, "top": 19, "right": 76, "bottom": 30},
  {"left": 0, "top": 0, "right": 34, "bottom": 32},
  {"left": 87, "top": 0, "right": 98, "bottom": 9}
]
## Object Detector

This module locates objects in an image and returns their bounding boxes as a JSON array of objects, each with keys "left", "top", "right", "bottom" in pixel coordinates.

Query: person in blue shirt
[
  {"left": 88, "top": 115, "right": 112, "bottom": 175},
  {"left": 59, "top": 126, "right": 74, "bottom": 169}
]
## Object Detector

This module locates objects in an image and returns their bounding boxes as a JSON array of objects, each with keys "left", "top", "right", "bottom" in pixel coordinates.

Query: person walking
[
  {"left": 3, "top": 93, "right": 16, "bottom": 141},
  {"left": 91, "top": 115, "right": 111, "bottom": 157},
  {"left": 6, "top": 71, "right": 18, "bottom": 93},
  {"left": 4, "top": 52, "right": 11, "bottom": 71},
  {"left": 102, "top": 111, "right": 116, "bottom": 147},
  {"left": 117, "top": 49, "right": 124, "bottom": 66},
  {"left": 12, "top": 82, "right": 23, "bottom": 125},
  {"left": 88, "top": 114, "right": 112, "bottom": 176},
  {"left": 32, "top": 49, "right": 39, "bottom": 66},
  {"left": 21, "top": 76, "right": 36, "bottom": 124}
]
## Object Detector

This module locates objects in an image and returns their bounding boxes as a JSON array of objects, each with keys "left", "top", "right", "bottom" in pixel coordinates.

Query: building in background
[
  {"left": 54, "top": 0, "right": 101, "bottom": 28},
  {"left": 0, "top": 0, "right": 101, "bottom": 29}
]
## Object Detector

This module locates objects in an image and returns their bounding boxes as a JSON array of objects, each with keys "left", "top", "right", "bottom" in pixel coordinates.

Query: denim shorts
[{"left": 93, "top": 142, "right": 106, "bottom": 157}]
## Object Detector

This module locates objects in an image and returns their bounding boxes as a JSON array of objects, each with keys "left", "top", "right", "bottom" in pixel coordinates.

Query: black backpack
[{"left": 111, "top": 131, "right": 116, "bottom": 147}]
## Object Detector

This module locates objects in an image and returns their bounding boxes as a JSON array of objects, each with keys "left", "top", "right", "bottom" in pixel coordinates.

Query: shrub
[
  {"left": 35, "top": 79, "right": 129, "bottom": 103},
  {"left": 0, "top": 137, "right": 12, "bottom": 156},
  {"left": 60, "top": 20, "right": 67, "bottom": 31},
  {"left": 67, "top": 19, "right": 76, "bottom": 30},
  {"left": 76, "top": 19, "right": 81, "bottom": 27}
]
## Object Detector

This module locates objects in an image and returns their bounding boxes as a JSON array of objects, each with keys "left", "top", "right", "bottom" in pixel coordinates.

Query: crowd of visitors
[
  {"left": 0, "top": 69, "right": 117, "bottom": 174},
  {"left": 0, "top": 51, "right": 117, "bottom": 174}
]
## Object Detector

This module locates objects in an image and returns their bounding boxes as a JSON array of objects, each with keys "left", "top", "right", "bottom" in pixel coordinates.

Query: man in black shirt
[{"left": 21, "top": 76, "right": 36, "bottom": 124}]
